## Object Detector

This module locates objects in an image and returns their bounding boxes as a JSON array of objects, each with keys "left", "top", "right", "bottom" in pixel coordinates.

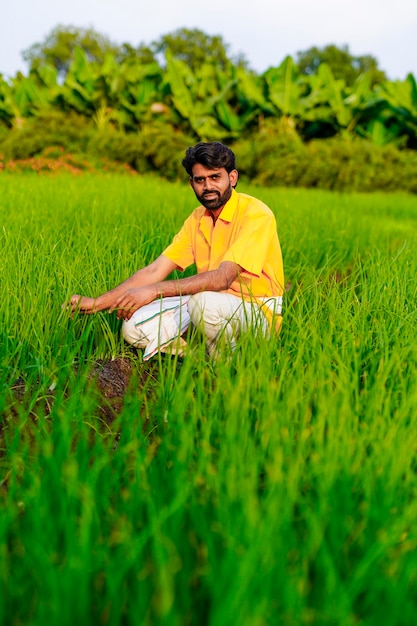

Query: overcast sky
[{"left": 2, "top": 0, "right": 417, "bottom": 80}]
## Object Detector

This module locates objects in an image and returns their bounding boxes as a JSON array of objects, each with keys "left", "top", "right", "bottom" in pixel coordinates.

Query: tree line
[
  {"left": 1, "top": 26, "right": 417, "bottom": 193},
  {"left": 20, "top": 26, "right": 385, "bottom": 85},
  {"left": 2, "top": 25, "right": 414, "bottom": 147}
]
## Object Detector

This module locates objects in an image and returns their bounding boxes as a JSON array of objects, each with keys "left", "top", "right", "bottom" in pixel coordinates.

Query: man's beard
[{"left": 196, "top": 186, "right": 233, "bottom": 211}]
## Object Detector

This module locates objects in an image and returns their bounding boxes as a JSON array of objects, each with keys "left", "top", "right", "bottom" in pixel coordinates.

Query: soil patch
[
  {"left": 5, "top": 357, "right": 158, "bottom": 428},
  {"left": 89, "top": 357, "right": 135, "bottom": 422}
]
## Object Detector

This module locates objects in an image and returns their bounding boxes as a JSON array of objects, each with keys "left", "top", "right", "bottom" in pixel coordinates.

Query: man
[{"left": 68, "top": 142, "right": 284, "bottom": 359}]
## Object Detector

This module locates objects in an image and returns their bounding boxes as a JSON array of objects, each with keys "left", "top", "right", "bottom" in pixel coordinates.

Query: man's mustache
[{"left": 203, "top": 190, "right": 220, "bottom": 197}]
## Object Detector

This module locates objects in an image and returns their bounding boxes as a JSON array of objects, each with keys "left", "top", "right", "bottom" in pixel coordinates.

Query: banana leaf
[
  {"left": 356, "top": 116, "right": 405, "bottom": 147},
  {"left": 378, "top": 75, "right": 417, "bottom": 140},
  {"left": 164, "top": 52, "right": 195, "bottom": 120},
  {"left": 67, "top": 47, "right": 96, "bottom": 85},
  {"left": 263, "top": 56, "right": 301, "bottom": 116},
  {"left": 236, "top": 67, "right": 274, "bottom": 115},
  {"left": 215, "top": 99, "right": 257, "bottom": 135},
  {"left": 12, "top": 77, "right": 50, "bottom": 116}
]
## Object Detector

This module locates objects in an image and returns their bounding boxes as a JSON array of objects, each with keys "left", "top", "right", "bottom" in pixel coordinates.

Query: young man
[{"left": 67, "top": 142, "right": 284, "bottom": 359}]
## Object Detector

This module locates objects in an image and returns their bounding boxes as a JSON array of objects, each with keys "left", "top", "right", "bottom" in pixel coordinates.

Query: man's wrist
[
  {"left": 94, "top": 294, "right": 107, "bottom": 311},
  {"left": 152, "top": 283, "right": 163, "bottom": 300}
]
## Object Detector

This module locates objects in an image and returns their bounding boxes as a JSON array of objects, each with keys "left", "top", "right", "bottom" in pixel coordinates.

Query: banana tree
[
  {"left": 115, "top": 60, "right": 165, "bottom": 130},
  {"left": 210, "top": 64, "right": 265, "bottom": 136},
  {"left": 162, "top": 51, "right": 236, "bottom": 140},
  {"left": 343, "top": 74, "right": 405, "bottom": 146},
  {"left": 263, "top": 56, "right": 303, "bottom": 119},
  {"left": 299, "top": 63, "right": 353, "bottom": 137},
  {"left": 60, "top": 48, "right": 149, "bottom": 130},
  {"left": 0, "top": 77, "right": 14, "bottom": 127},
  {"left": 214, "top": 65, "right": 275, "bottom": 136},
  {"left": 0, "top": 73, "right": 52, "bottom": 129},
  {"left": 61, "top": 47, "right": 99, "bottom": 116},
  {"left": 376, "top": 74, "right": 417, "bottom": 146}
]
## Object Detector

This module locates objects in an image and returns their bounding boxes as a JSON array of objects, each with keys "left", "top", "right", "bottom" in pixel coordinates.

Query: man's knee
[
  {"left": 122, "top": 318, "right": 147, "bottom": 348},
  {"left": 188, "top": 292, "right": 219, "bottom": 327}
]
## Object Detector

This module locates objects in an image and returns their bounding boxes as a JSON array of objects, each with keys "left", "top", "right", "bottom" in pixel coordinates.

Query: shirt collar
[{"left": 201, "top": 188, "right": 238, "bottom": 224}]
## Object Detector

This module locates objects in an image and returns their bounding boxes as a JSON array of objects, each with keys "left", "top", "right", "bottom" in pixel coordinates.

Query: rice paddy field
[{"left": 1, "top": 173, "right": 417, "bottom": 625}]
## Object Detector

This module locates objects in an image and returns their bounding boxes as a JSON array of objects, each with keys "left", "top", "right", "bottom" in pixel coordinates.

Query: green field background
[{"left": 1, "top": 174, "right": 417, "bottom": 625}]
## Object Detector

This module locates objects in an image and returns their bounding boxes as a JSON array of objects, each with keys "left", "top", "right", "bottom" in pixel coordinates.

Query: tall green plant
[
  {"left": 377, "top": 74, "right": 417, "bottom": 147},
  {"left": 163, "top": 51, "right": 232, "bottom": 140},
  {"left": 0, "top": 73, "right": 52, "bottom": 129},
  {"left": 59, "top": 48, "right": 161, "bottom": 131},
  {"left": 1, "top": 51, "right": 417, "bottom": 150},
  {"left": 263, "top": 56, "right": 302, "bottom": 118}
]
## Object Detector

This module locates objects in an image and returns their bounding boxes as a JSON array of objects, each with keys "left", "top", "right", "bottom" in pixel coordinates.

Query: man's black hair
[{"left": 182, "top": 142, "right": 236, "bottom": 177}]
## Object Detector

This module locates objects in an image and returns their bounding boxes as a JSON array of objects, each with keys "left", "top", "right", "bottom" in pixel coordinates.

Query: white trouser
[
  {"left": 122, "top": 296, "right": 191, "bottom": 360},
  {"left": 122, "top": 292, "right": 282, "bottom": 360}
]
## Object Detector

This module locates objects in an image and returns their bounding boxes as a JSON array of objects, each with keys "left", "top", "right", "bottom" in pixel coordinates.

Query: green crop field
[{"left": 1, "top": 173, "right": 417, "bottom": 625}]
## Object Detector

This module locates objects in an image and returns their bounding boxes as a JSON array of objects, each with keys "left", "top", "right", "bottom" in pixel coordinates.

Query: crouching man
[{"left": 66, "top": 142, "right": 285, "bottom": 359}]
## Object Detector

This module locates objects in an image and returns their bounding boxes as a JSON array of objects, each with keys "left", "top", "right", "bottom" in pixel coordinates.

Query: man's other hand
[
  {"left": 64, "top": 295, "right": 98, "bottom": 314},
  {"left": 109, "top": 286, "right": 156, "bottom": 320}
]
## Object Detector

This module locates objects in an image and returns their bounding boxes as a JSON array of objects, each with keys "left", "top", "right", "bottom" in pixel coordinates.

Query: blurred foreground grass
[{"left": 1, "top": 174, "right": 417, "bottom": 625}]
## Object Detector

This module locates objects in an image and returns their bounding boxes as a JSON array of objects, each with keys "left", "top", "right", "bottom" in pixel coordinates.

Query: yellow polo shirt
[{"left": 162, "top": 189, "right": 284, "bottom": 301}]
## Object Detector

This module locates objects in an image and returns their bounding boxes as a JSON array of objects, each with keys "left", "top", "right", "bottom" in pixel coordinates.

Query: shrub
[
  {"left": 0, "top": 146, "right": 136, "bottom": 175},
  {"left": 233, "top": 127, "right": 417, "bottom": 194},
  {"left": 0, "top": 110, "right": 91, "bottom": 159},
  {"left": 86, "top": 123, "right": 194, "bottom": 178},
  {"left": 1, "top": 110, "right": 417, "bottom": 193},
  {"left": 233, "top": 118, "right": 306, "bottom": 185},
  {"left": 87, "top": 129, "right": 143, "bottom": 169},
  {"left": 137, "top": 123, "right": 195, "bottom": 180}
]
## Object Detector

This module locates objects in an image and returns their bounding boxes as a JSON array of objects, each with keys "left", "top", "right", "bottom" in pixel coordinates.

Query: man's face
[{"left": 190, "top": 164, "right": 238, "bottom": 212}]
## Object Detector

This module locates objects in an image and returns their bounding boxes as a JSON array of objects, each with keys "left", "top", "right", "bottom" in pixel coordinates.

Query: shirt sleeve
[
  {"left": 222, "top": 211, "right": 276, "bottom": 277},
  {"left": 162, "top": 214, "right": 196, "bottom": 271}
]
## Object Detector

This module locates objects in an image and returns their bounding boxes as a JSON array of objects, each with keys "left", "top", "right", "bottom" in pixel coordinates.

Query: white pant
[{"left": 122, "top": 292, "right": 282, "bottom": 360}]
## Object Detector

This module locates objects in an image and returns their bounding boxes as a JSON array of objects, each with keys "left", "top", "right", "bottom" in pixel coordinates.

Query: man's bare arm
[
  {"left": 66, "top": 255, "right": 177, "bottom": 313},
  {"left": 110, "top": 261, "right": 240, "bottom": 320}
]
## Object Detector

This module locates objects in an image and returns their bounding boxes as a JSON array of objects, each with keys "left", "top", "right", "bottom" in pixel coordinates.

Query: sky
[{"left": 1, "top": 0, "right": 417, "bottom": 81}]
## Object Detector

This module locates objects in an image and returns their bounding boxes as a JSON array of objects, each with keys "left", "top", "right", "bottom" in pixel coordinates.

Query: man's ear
[{"left": 229, "top": 169, "right": 239, "bottom": 188}]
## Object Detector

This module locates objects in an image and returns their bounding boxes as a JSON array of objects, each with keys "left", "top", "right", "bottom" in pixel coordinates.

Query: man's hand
[
  {"left": 64, "top": 286, "right": 156, "bottom": 319},
  {"left": 64, "top": 295, "right": 99, "bottom": 314},
  {"left": 64, "top": 260, "right": 239, "bottom": 320},
  {"left": 109, "top": 286, "right": 156, "bottom": 320}
]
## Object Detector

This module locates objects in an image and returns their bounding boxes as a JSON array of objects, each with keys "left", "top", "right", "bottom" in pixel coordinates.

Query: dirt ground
[
  {"left": 90, "top": 357, "right": 140, "bottom": 421},
  {"left": 6, "top": 357, "right": 159, "bottom": 426}
]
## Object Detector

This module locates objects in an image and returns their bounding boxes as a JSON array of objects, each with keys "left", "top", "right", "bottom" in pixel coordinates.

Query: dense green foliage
[
  {"left": 2, "top": 113, "right": 417, "bottom": 193},
  {"left": 2, "top": 51, "right": 416, "bottom": 143},
  {"left": 22, "top": 25, "right": 124, "bottom": 78},
  {"left": 1, "top": 175, "right": 417, "bottom": 625},
  {"left": 296, "top": 44, "right": 386, "bottom": 87},
  {"left": 1, "top": 41, "right": 416, "bottom": 149},
  {"left": 1, "top": 28, "right": 417, "bottom": 191},
  {"left": 152, "top": 28, "right": 247, "bottom": 72},
  {"left": 235, "top": 121, "right": 417, "bottom": 192},
  {"left": 21, "top": 26, "right": 243, "bottom": 77}
]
